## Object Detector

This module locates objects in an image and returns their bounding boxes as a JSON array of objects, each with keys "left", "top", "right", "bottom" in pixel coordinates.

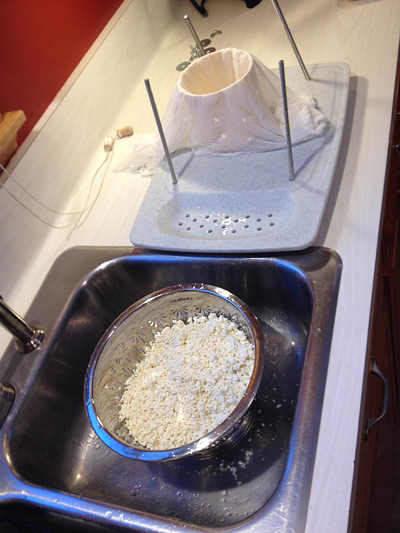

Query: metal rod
[
  {"left": 271, "top": 0, "right": 310, "bottom": 81},
  {"left": 279, "top": 60, "right": 295, "bottom": 181},
  {"left": 144, "top": 79, "right": 177, "bottom": 185},
  {"left": 184, "top": 15, "right": 206, "bottom": 56}
]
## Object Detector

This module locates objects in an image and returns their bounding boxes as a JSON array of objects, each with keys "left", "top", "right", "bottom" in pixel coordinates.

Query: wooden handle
[{"left": 0, "top": 110, "right": 26, "bottom": 166}]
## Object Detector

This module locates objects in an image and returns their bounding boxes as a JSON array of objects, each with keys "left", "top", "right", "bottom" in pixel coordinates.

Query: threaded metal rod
[
  {"left": 271, "top": 0, "right": 310, "bottom": 81},
  {"left": 184, "top": 15, "right": 206, "bottom": 56},
  {"left": 279, "top": 60, "right": 295, "bottom": 181},
  {"left": 144, "top": 79, "right": 177, "bottom": 185}
]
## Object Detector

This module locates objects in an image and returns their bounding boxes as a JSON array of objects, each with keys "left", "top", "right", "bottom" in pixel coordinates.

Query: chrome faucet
[{"left": 0, "top": 296, "right": 45, "bottom": 353}]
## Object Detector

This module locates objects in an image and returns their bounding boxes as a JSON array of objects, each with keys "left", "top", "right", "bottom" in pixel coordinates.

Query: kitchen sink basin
[{"left": 0, "top": 246, "right": 341, "bottom": 532}]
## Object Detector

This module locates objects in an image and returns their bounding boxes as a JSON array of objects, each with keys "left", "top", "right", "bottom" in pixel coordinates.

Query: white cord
[
  {"left": 0, "top": 167, "right": 79, "bottom": 229},
  {"left": 0, "top": 163, "right": 86, "bottom": 217},
  {"left": 0, "top": 138, "right": 115, "bottom": 230},
  {"left": 67, "top": 149, "right": 114, "bottom": 238}
]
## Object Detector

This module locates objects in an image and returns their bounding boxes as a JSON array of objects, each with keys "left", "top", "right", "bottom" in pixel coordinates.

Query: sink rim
[{"left": 0, "top": 246, "right": 342, "bottom": 532}]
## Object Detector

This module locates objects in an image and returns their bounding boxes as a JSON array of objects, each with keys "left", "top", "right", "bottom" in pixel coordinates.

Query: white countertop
[{"left": 0, "top": 0, "right": 399, "bottom": 531}]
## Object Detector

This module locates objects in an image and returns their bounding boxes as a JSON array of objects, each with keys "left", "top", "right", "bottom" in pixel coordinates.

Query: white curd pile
[{"left": 119, "top": 313, "right": 255, "bottom": 450}]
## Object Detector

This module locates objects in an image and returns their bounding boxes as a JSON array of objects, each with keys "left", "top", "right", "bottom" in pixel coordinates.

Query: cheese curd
[{"left": 119, "top": 313, "right": 255, "bottom": 450}]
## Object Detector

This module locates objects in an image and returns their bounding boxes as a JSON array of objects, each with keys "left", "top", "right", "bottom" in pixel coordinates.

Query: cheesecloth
[{"left": 116, "top": 48, "right": 327, "bottom": 173}]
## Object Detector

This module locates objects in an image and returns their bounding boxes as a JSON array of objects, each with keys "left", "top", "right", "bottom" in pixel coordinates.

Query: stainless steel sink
[{"left": 0, "top": 246, "right": 341, "bottom": 532}]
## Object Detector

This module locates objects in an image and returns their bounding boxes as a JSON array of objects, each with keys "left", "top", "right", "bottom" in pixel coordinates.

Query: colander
[{"left": 84, "top": 283, "right": 264, "bottom": 461}]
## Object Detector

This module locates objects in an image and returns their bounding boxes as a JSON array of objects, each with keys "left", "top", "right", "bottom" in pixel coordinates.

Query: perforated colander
[{"left": 84, "top": 284, "right": 264, "bottom": 461}]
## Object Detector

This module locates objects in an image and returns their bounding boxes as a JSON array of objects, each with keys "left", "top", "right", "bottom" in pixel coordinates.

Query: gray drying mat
[{"left": 130, "top": 63, "right": 350, "bottom": 253}]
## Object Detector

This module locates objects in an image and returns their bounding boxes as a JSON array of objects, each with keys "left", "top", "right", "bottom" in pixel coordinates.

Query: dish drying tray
[{"left": 130, "top": 62, "right": 350, "bottom": 253}]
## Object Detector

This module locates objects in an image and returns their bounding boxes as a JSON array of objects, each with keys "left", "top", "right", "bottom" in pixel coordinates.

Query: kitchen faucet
[{"left": 0, "top": 296, "right": 45, "bottom": 352}]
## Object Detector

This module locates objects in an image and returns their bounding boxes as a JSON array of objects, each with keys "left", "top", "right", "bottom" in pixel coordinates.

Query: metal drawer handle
[{"left": 364, "top": 356, "right": 389, "bottom": 440}]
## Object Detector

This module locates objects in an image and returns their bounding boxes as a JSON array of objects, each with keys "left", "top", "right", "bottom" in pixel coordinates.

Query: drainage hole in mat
[{"left": 174, "top": 213, "right": 277, "bottom": 235}]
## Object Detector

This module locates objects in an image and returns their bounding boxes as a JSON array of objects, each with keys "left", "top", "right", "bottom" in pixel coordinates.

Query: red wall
[{"left": 0, "top": 0, "right": 124, "bottom": 144}]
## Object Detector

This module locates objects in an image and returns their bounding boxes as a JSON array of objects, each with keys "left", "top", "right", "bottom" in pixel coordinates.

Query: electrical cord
[
  {"left": 67, "top": 148, "right": 114, "bottom": 237},
  {"left": 0, "top": 126, "right": 132, "bottom": 232},
  {"left": 0, "top": 150, "right": 112, "bottom": 230}
]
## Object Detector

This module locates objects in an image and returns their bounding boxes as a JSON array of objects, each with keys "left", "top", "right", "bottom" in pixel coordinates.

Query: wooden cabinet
[{"left": 350, "top": 48, "right": 400, "bottom": 532}]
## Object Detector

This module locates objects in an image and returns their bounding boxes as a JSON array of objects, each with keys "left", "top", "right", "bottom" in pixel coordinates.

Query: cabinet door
[
  {"left": 351, "top": 260, "right": 398, "bottom": 533},
  {"left": 350, "top": 46, "right": 400, "bottom": 533},
  {"left": 365, "top": 274, "right": 398, "bottom": 532}
]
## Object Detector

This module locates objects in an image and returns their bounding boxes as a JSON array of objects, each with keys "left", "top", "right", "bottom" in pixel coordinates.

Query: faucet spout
[{"left": 0, "top": 296, "right": 45, "bottom": 353}]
